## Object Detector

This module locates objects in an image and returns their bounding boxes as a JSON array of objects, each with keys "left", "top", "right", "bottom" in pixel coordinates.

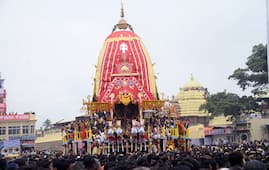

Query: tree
[
  {"left": 43, "top": 119, "right": 52, "bottom": 130},
  {"left": 229, "top": 44, "right": 268, "bottom": 94},
  {"left": 200, "top": 91, "right": 259, "bottom": 118},
  {"left": 239, "top": 95, "right": 259, "bottom": 112}
]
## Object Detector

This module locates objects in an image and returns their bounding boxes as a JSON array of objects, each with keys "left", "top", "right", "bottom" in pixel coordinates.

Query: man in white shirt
[
  {"left": 116, "top": 125, "right": 123, "bottom": 136},
  {"left": 138, "top": 124, "right": 145, "bottom": 135},
  {"left": 153, "top": 126, "right": 161, "bottom": 140},
  {"left": 131, "top": 123, "right": 138, "bottom": 135},
  {"left": 107, "top": 125, "right": 114, "bottom": 142}
]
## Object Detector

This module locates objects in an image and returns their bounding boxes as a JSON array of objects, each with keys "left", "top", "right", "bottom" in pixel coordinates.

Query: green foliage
[
  {"left": 239, "top": 95, "right": 259, "bottom": 111},
  {"left": 43, "top": 119, "right": 52, "bottom": 129},
  {"left": 229, "top": 44, "right": 268, "bottom": 94},
  {"left": 200, "top": 91, "right": 259, "bottom": 117}
]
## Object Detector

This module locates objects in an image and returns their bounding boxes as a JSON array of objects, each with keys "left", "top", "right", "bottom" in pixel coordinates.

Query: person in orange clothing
[{"left": 81, "top": 121, "right": 86, "bottom": 140}]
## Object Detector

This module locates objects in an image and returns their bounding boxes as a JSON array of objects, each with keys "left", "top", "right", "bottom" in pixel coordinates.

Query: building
[
  {"left": 186, "top": 124, "right": 205, "bottom": 145},
  {"left": 205, "top": 115, "right": 233, "bottom": 145},
  {"left": 0, "top": 112, "right": 37, "bottom": 149},
  {"left": 35, "top": 129, "right": 63, "bottom": 152},
  {"left": 233, "top": 113, "right": 269, "bottom": 143},
  {"left": 176, "top": 74, "right": 209, "bottom": 125},
  {"left": 0, "top": 75, "right": 6, "bottom": 114},
  {"left": 35, "top": 119, "right": 74, "bottom": 152},
  {"left": 0, "top": 76, "right": 36, "bottom": 157}
]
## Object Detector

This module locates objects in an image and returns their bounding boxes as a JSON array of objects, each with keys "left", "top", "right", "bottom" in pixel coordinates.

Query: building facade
[
  {"left": 233, "top": 114, "right": 269, "bottom": 143},
  {"left": 0, "top": 113, "right": 36, "bottom": 147},
  {"left": 0, "top": 76, "right": 36, "bottom": 157},
  {"left": 35, "top": 128, "right": 63, "bottom": 152},
  {"left": 205, "top": 115, "right": 234, "bottom": 145}
]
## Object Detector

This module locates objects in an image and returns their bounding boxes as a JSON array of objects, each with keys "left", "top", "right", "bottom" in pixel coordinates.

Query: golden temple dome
[
  {"left": 183, "top": 74, "right": 203, "bottom": 89},
  {"left": 176, "top": 74, "right": 209, "bottom": 122}
]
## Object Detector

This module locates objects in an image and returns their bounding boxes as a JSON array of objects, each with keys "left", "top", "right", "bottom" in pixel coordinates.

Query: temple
[{"left": 176, "top": 74, "right": 209, "bottom": 125}]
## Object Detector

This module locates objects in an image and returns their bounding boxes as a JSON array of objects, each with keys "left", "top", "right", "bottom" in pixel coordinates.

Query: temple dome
[
  {"left": 183, "top": 74, "right": 203, "bottom": 89},
  {"left": 176, "top": 74, "right": 209, "bottom": 120}
]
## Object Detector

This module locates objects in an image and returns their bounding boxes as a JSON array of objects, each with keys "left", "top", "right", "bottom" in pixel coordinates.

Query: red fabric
[
  {"left": 97, "top": 30, "right": 155, "bottom": 103},
  {"left": 106, "top": 30, "right": 138, "bottom": 39},
  {"left": 81, "top": 123, "right": 86, "bottom": 139},
  {"left": 108, "top": 136, "right": 115, "bottom": 141},
  {"left": 144, "top": 134, "right": 148, "bottom": 140},
  {"left": 178, "top": 123, "right": 185, "bottom": 134}
]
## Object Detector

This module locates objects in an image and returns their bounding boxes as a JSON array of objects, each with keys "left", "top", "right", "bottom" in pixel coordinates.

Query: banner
[
  {"left": 1, "top": 139, "right": 21, "bottom": 158},
  {"left": 3, "top": 139, "right": 21, "bottom": 148},
  {"left": 0, "top": 114, "right": 30, "bottom": 120}
]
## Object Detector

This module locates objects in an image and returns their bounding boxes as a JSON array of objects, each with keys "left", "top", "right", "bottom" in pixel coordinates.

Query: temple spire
[
  {"left": 112, "top": 0, "right": 134, "bottom": 32},
  {"left": 190, "top": 73, "right": 194, "bottom": 81},
  {"left": 120, "top": 0, "right": 124, "bottom": 18}
]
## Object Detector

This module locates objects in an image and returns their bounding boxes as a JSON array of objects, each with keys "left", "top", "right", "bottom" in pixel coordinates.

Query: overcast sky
[{"left": 0, "top": 0, "right": 267, "bottom": 128}]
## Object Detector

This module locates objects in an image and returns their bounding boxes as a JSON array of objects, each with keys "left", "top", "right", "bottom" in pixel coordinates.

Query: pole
[{"left": 267, "top": 0, "right": 269, "bottom": 85}]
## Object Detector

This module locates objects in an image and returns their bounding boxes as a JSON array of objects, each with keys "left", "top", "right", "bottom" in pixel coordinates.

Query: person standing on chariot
[
  {"left": 92, "top": 129, "right": 101, "bottom": 155},
  {"left": 107, "top": 124, "right": 114, "bottom": 136},
  {"left": 152, "top": 125, "right": 161, "bottom": 153},
  {"left": 116, "top": 123, "right": 123, "bottom": 152},
  {"left": 138, "top": 122, "right": 145, "bottom": 137},
  {"left": 138, "top": 122, "right": 147, "bottom": 151},
  {"left": 153, "top": 126, "right": 161, "bottom": 140},
  {"left": 131, "top": 122, "right": 138, "bottom": 152},
  {"left": 91, "top": 126, "right": 104, "bottom": 154},
  {"left": 107, "top": 123, "right": 115, "bottom": 153},
  {"left": 100, "top": 129, "right": 105, "bottom": 144},
  {"left": 123, "top": 126, "right": 131, "bottom": 153}
]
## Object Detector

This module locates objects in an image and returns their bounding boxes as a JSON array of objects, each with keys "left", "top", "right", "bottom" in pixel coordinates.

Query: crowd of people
[
  {"left": 1, "top": 141, "right": 269, "bottom": 170},
  {"left": 2, "top": 111, "right": 269, "bottom": 169}
]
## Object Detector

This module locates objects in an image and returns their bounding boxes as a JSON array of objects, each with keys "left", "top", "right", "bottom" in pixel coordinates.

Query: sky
[{"left": 0, "top": 0, "right": 267, "bottom": 128}]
